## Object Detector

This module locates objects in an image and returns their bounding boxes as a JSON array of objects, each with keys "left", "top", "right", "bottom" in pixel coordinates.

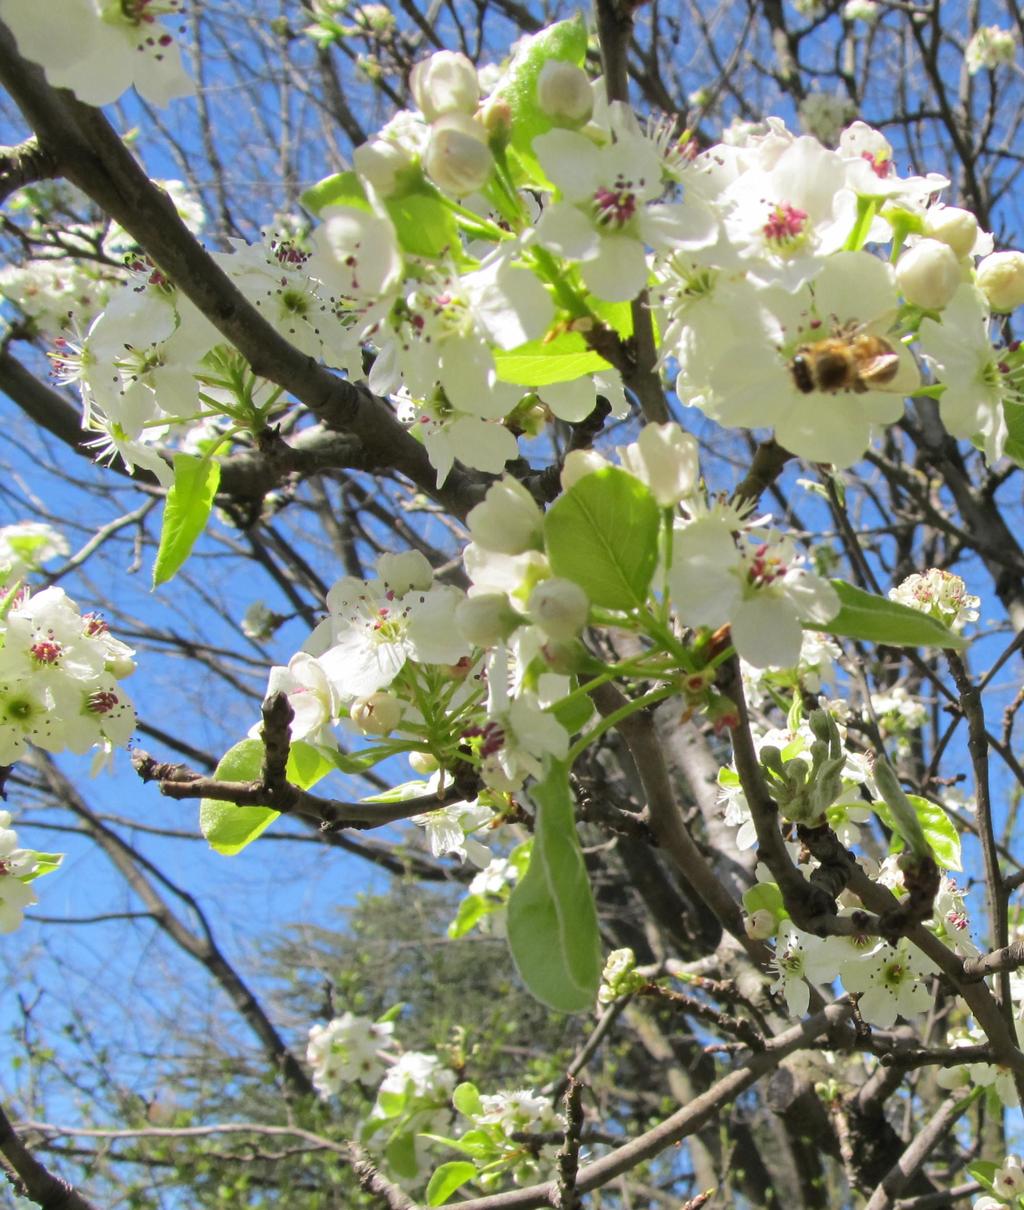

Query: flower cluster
[
  {"left": 306, "top": 1011, "right": 396, "bottom": 1095},
  {"left": 889, "top": 569, "right": 979, "bottom": 632},
  {"left": 0, "top": 585, "right": 135, "bottom": 769},
  {"left": 965, "top": 26, "right": 1016, "bottom": 76}
]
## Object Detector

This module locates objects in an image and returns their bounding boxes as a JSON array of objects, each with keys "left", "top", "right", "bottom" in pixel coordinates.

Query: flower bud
[
  {"left": 745, "top": 909, "right": 777, "bottom": 940},
  {"left": 456, "top": 593, "right": 522, "bottom": 646},
  {"left": 536, "top": 60, "right": 593, "bottom": 126},
  {"left": 423, "top": 113, "right": 493, "bottom": 196},
  {"left": 408, "top": 749, "right": 440, "bottom": 775},
  {"left": 353, "top": 136, "right": 417, "bottom": 196},
  {"left": 560, "top": 449, "right": 610, "bottom": 491},
  {"left": 467, "top": 476, "right": 543, "bottom": 555},
  {"left": 895, "top": 239, "right": 962, "bottom": 309},
  {"left": 351, "top": 692, "right": 403, "bottom": 736},
  {"left": 409, "top": 51, "right": 479, "bottom": 122},
  {"left": 618, "top": 422, "right": 699, "bottom": 506},
  {"left": 377, "top": 550, "right": 434, "bottom": 596},
  {"left": 922, "top": 205, "right": 978, "bottom": 259},
  {"left": 528, "top": 578, "right": 590, "bottom": 640},
  {"left": 977, "top": 250, "right": 1024, "bottom": 312}
]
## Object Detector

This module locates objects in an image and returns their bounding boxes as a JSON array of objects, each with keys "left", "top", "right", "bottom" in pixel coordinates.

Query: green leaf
[
  {"left": 873, "top": 792, "right": 962, "bottom": 871},
  {"left": 1004, "top": 400, "right": 1024, "bottom": 467},
  {"left": 492, "top": 16, "right": 588, "bottom": 168},
  {"left": 506, "top": 758, "right": 603, "bottom": 1013},
  {"left": 200, "top": 739, "right": 279, "bottom": 855},
  {"left": 301, "top": 170, "right": 369, "bottom": 216},
  {"left": 385, "top": 186, "right": 459, "bottom": 258},
  {"left": 549, "top": 687, "right": 595, "bottom": 736},
  {"left": 452, "top": 1082, "right": 483, "bottom": 1118},
  {"left": 966, "top": 1160, "right": 998, "bottom": 1196},
  {"left": 153, "top": 454, "right": 221, "bottom": 587},
  {"left": 807, "top": 580, "right": 967, "bottom": 649},
  {"left": 871, "top": 759, "right": 930, "bottom": 863},
  {"left": 200, "top": 738, "right": 332, "bottom": 855},
  {"left": 494, "top": 331, "right": 611, "bottom": 386},
  {"left": 328, "top": 747, "right": 390, "bottom": 775},
  {"left": 286, "top": 740, "right": 336, "bottom": 792},
  {"left": 544, "top": 468, "right": 660, "bottom": 610},
  {"left": 448, "top": 893, "right": 494, "bottom": 939},
  {"left": 426, "top": 1162, "right": 478, "bottom": 1206},
  {"left": 742, "top": 882, "right": 784, "bottom": 919},
  {"left": 20, "top": 852, "right": 62, "bottom": 882},
  {"left": 385, "top": 1130, "right": 419, "bottom": 1179}
]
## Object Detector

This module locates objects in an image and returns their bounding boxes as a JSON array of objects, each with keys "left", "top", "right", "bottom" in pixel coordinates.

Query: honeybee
[{"left": 789, "top": 325, "right": 901, "bottom": 395}]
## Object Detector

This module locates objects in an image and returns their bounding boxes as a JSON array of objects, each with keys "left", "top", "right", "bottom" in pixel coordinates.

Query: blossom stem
[{"left": 567, "top": 685, "right": 676, "bottom": 763}]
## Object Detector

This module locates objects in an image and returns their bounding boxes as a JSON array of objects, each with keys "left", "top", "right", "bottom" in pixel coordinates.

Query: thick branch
[{"left": 0, "top": 1100, "right": 99, "bottom": 1210}]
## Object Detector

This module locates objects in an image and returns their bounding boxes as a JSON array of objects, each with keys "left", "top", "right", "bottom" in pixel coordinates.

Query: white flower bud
[
  {"left": 528, "top": 578, "right": 590, "bottom": 640},
  {"left": 922, "top": 205, "right": 979, "bottom": 259},
  {"left": 352, "top": 136, "right": 416, "bottom": 196},
  {"left": 467, "top": 476, "right": 543, "bottom": 555},
  {"left": 377, "top": 550, "right": 433, "bottom": 596},
  {"left": 895, "top": 238, "right": 962, "bottom": 309},
  {"left": 456, "top": 593, "right": 521, "bottom": 647},
  {"left": 843, "top": 0, "right": 878, "bottom": 21},
  {"left": 618, "top": 423, "right": 699, "bottom": 506},
  {"left": 410, "top": 51, "right": 480, "bottom": 122},
  {"left": 423, "top": 113, "right": 493, "bottom": 196},
  {"left": 408, "top": 749, "right": 440, "bottom": 775},
  {"left": 560, "top": 449, "right": 610, "bottom": 491},
  {"left": 351, "top": 692, "right": 403, "bottom": 736},
  {"left": 745, "top": 909, "right": 777, "bottom": 940},
  {"left": 977, "top": 250, "right": 1024, "bottom": 312},
  {"left": 536, "top": 60, "right": 593, "bottom": 125}
]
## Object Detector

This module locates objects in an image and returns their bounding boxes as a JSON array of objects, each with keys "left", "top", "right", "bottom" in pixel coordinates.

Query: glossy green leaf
[
  {"left": 200, "top": 739, "right": 277, "bottom": 855},
  {"left": 742, "top": 882, "right": 784, "bottom": 918},
  {"left": 385, "top": 1131, "right": 419, "bottom": 1179},
  {"left": 494, "top": 332, "right": 611, "bottom": 386},
  {"left": 426, "top": 1162, "right": 478, "bottom": 1205},
  {"left": 20, "top": 852, "right": 62, "bottom": 882},
  {"left": 873, "top": 791, "right": 962, "bottom": 871},
  {"left": 492, "top": 16, "right": 588, "bottom": 166},
  {"left": 806, "top": 580, "right": 967, "bottom": 649},
  {"left": 385, "top": 186, "right": 459, "bottom": 258},
  {"left": 301, "top": 170, "right": 369, "bottom": 216},
  {"left": 200, "top": 738, "right": 333, "bottom": 855},
  {"left": 448, "top": 893, "right": 493, "bottom": 939},
  {"left": 544, "top": 467, "right": 660, "bottom": 610},
  {"left": 452, "top": 1082, "right": 483, "bottom": 1117},
  {"left": 507, "top": 758, "right": 602, "bottom": 1013},
  {"left": 1004, "top": 400, "right": 1024, "bottom": 467},
  {"left": 153, "top": 454, "right": 221, "bottom": 587}
]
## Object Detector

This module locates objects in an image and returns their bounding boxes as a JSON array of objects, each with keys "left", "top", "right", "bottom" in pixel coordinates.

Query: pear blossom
[
  {"left": 895, "top": 239, "right": 963, "bottom": 310},
  {"left": 0, "top": 867, "right": 37, "bottom": 933},
  {"left": 840, "top": 940, "right": 935, "bottom": 1028},
  {"left": 669, "top": 515, "right": 840, "bottom": 669},
  {"left": 423, "top": 113, "right": 493, "bottom": 195},
  {"left": 310, "top": 563, "right": 470, "bottom": 701},
  {"left": 411, "top": 798, "right": 494, "bottom": 866},
  {"left": 617, "top": 422, "right": 700, "bottom": 506},
  {"left": 0, "top": 0, "right": 193, "bottom": 108},
  {"left": 467, "top": 477, "right": 544, "bottom": 556},
  {"left": 307, "top": 1012, "right": 396, "bottom": 1095},
  {"left": 702, "top": 253, "right": 918, "bottom": 466},
  {"left": 770, "top": 921, "right": 840, "bottom": 1016},
  {"left": 0, "top": 523, "right": 69, "bottom": 581},
  {"left": 888, "top": 569, "right": 979, "bottom": 631},
  {"left": 410, "top": 51, "right": 480, "bottom": 122},
  {"left": 976, "top": 251, "right": 1024, "bottom": 312},
  {"left": 532, "top": 113, "right": 716, "bottom": 301},
  {"left": 993, "top": 1155, "right": 1024, "bottom": 1199},
  {"left": 965, "top": 26, "right": 1016, "bottom": 75},
  {"left": 536, "top": 60, "right": 593, "bottom": 125}
]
